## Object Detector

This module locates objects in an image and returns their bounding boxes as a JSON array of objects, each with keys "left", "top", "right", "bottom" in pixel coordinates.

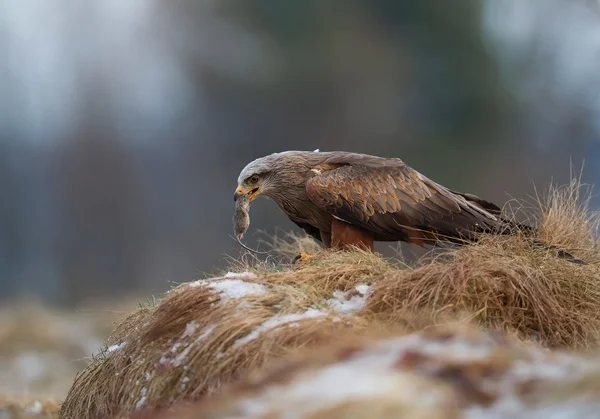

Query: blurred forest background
[{"left": 2, "top": 0, "right": 600, "bottom": 307}]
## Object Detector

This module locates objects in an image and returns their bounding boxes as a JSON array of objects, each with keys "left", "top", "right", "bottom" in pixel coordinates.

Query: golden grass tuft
[
  {"left": 365, "top": 179, "right": 600, "bottom": 349},
  {"left": 534, "top": 175, "right": 600, "bottom": 262},
  {"left": 59, "top": 178, "right": 600, "bottom": 418}
]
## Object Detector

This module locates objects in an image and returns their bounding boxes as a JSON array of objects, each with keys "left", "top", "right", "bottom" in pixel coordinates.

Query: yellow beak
[{"left": 234, "top": 185, "right": 260, "bottom": 202}]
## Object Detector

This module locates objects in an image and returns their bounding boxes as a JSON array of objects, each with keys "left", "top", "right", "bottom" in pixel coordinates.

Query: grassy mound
[
  {"left": 59, "top": 273, "right": 379, "bottom": 419},
  {"left": 59, "top": 180, "right": 600, "bottom": 418},
  {"left": 365, "top": 178, "right": 600, "bottom": 348},
  {"left": 143, "top": 323, "right": 600, "bottom": 419}
]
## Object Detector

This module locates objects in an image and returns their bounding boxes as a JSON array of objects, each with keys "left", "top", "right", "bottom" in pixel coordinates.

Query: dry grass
[
  {"left": 533, "top": 173, "right": 600, "bottom": 262},
  {"left": 365, "top": 179, "right": 600, "bottom": 348},
  {"left": 59, "top": 273, "right": 377, "bottom": 419},
  {"left": 365, "top": 232, "right": 600, "bottom": 347},
  {"left": 134, "top": 323, "right": 600, "bottom": 419},
  {"left": 59, "top": 179, "right": 600, "bottom": 418}
]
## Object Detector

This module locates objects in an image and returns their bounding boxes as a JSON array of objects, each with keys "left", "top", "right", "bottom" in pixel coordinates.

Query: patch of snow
[
  {"left": 181, "top": 376, "right": 190, "bottom": 383},
  {"left": 135, "top": 387, "right": 147, "bottom": 410},
  {"left": 162, "top": 326, "right": 216, "bottom": 368},
  {"left": 172, "top": 344, "right": 194, "bottom": 367},
  {"left": 232, "top": 308, "right": 328, "bottom": 349},
  {"left": 236, "top": 349, "right": 448, "bottom": 418},
  {"left": 224, "top": 271, "right": 258, "bottom": 280},
  {"left": 233, "top": 331, "right": 600, "bottom": 418},
  {"left": 107, "top": 341, "right": 127, "bottom": 354},
  {"left": 326, "top": 284, "right": 372, "bottom": 315},
  {"left": 208, "top": 279, "right": 266, "bottom": 301},
  {"left": 313, "top": 148, "right": 320, "bottom": 152},
  {"left": 190, "top": 278, "right": 267, "bottom": 301},
  {"left": 25, "top": 401, "right": 42, "bottom": 414},
  {"left": 144, "top": 371, "right": 154, "bottom": 381},
  {"left": 196, "top": 325, "right": 216, "bottom": 343},
  {"left": 372, "top": 334, "right": 494, "bottom": 362},
  {"left": 182, "top": 321, "right": 200, "bottom": 339},
  {"left": 172, "top": 326, "right": 216, "bottom": 367},
  {"left": 355, "top": 284, "right": 370, "bottom": 295}
]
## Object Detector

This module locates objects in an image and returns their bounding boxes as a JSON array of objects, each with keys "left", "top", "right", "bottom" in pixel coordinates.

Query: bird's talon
[{"left": 292, "top": 252, "right": 313, "bottom": 264}]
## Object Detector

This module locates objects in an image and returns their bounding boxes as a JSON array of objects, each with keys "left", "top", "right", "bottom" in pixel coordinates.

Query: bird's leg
[
  {"left": 331, "top": 218, "right": 375, "bottom": 251},
  {"left": 320, "top": 230, "right": 332, "bottom": 248},
  {"left": 292, "top": 253, "right": 313, "bottom": 264}
]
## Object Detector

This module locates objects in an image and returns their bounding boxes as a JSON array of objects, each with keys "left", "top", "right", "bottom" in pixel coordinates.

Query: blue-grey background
[{"left": 2, "top": 0, "right": 600, "bottom": 306}]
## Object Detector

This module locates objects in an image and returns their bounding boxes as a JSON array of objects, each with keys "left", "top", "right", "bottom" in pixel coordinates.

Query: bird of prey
[
  {"left": 235, "top": 150, "right": 512, "bottom": 248},
  {"left": 233, "top": 150, "right": 582, "bottom": 263}
]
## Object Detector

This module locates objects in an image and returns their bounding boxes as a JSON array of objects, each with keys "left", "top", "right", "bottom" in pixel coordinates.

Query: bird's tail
[
  {"left": 454, "top": 190, "right": 585, "bottom": 265},
  {"left": 500, "top": 217, "right": 586, "bottom": 265}
]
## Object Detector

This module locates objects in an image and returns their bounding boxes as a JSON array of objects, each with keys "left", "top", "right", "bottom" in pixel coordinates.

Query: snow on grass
[
  {"left": 208, "top": 280, "right": 267, "bottom": 301},
  {"left": 234, "top": 331, "right": 600, "bottom": 418},
  {"left": 189, "top": 277, "right": 268, "bottom": 301},
  {"left": 196, "top": 325, "right": 216, "bottom": 343},
  {"left": 224, "top": 272, "right": 258, "bottom": 280},
  {"left": 160, "top": 325, "right": 216, "bottom": 368},
  {"left": 237, "top": 363, "right": 433, "bottom": 418},
  {"left": 182, "top": 321, "right": 200, "bottom": 339},
  {"left": 106, "top": 341, "right": 127, "bottom": 354},
  {"left": 235, "top": 334, "right": 456, "bottom": 417},
  {"left": 135, "top": 387, "right": 147, "bottom": 410},
  {"left": 232, "top": 309, "right": 328, "bottom": 349},
  {"left": 326, "top": 284, "right": 372, "bottom": 315},
  {"left": 172, "top": 326, "right": 216, "bottom": 367},
  {"left": 172, "top": 346, "right": 195, "bottom": 368}
]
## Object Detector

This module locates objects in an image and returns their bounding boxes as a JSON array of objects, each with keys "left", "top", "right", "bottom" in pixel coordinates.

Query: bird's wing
[
  {"left": 446, "top": 189, "right": 503, "bottom": 216},
  {"left": 305, "top": 158, "right": 500, "bottom": 244}
]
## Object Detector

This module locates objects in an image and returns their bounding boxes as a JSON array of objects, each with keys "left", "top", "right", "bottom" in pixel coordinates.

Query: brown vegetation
[
  {"left": 58, "top": 180, "right": 600, "bottom": 418},
  {"left": 142, "top": 323, "right": 600, "bottom": 419},
  {"left": 59, "top": 272, "right": 374, "bottom": 419}
]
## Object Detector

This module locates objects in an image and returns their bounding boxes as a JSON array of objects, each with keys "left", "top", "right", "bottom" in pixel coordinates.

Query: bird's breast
[{"left": 277, "top": 195, "right": 332, "bottom": 233}]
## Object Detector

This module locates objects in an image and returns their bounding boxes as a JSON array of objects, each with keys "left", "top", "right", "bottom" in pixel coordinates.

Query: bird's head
[{"left": 234, "top": 151, "right": 321, "bottom": 202}]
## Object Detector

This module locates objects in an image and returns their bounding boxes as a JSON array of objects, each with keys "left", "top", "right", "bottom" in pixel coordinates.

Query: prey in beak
[
  {"left": 234, "top": 185, "right": 260, "bottom": 202},
  {"left": 232, "top": 186, "right": 268, "bottom": 255}
]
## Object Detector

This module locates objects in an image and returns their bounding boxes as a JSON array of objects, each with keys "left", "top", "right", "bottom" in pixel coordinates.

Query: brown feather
[{"left": 305, "top": 156, "right": 501, "bottom": 246}]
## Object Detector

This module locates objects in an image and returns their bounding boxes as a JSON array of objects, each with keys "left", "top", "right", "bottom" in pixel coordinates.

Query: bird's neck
[{"left": 268, "top": 186, "right": 306, "bottom": 210}]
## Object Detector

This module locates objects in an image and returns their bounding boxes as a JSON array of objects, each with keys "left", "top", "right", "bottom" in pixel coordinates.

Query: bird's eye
[{"left": 249, "top": 175, "right": 260, "bottom": 184}]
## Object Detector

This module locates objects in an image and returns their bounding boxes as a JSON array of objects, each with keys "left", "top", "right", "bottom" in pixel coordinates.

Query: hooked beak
[{"left": 234, "top": 185, "right": 261, "bottom": 202}]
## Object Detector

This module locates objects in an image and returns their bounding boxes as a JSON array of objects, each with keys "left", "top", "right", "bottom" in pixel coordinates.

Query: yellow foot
[{"left": 292, "top": 252, "right": 313, "bottom": 264}]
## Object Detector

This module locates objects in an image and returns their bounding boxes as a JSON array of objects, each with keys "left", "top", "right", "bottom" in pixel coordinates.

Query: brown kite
[{"left": 233, "top": 150, "right": 580, "bottom": 263}]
